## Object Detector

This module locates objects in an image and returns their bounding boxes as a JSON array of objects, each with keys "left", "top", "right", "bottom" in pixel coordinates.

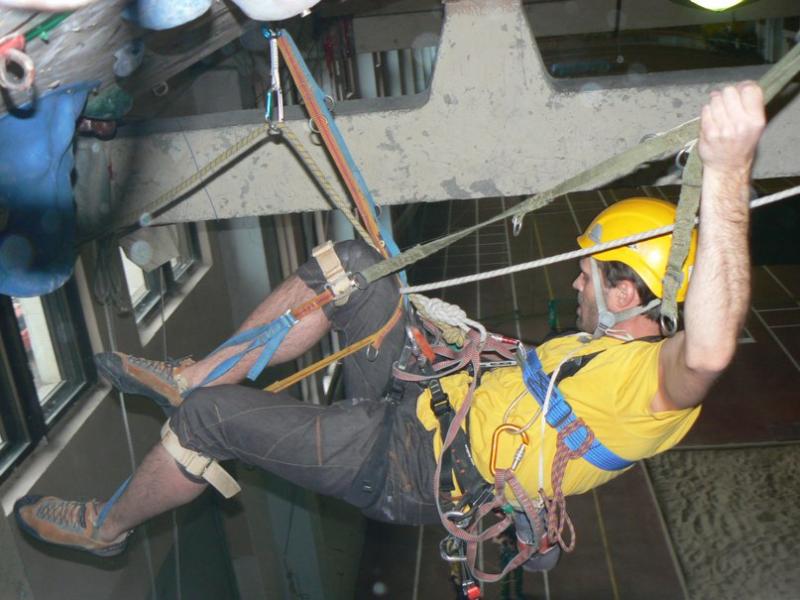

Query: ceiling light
[{"left": 686, "top": 0, "right": 748, "bottom": 10}]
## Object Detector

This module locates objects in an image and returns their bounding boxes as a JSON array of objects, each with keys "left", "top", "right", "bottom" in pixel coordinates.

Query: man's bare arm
[{"left": 654, "top": 83, "right": 766, "bottom": 412}]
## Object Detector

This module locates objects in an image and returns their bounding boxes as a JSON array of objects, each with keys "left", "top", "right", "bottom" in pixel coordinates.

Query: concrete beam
[
  {"left": 352, "top": 0, "right": 800, "bottom": 53},
  {"left": 106, "top": 0, "right": 800, "bottom": 226}
]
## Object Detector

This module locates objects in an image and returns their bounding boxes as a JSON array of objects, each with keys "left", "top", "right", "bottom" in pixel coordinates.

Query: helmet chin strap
[{"left": 590, "top": 258, "right": 661, "bottom": 339}]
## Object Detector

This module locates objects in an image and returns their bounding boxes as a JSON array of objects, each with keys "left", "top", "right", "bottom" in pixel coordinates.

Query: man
[{"left": 15, "top": 82, "right": 765, "bottom": 559}]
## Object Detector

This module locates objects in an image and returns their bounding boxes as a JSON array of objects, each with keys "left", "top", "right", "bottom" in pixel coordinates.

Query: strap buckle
[
  {"left": 312, "top": 241, "right": 354, "bottom": 305},
  {"left": 429, "top": 378, "right": 450, "bottom": 417}
]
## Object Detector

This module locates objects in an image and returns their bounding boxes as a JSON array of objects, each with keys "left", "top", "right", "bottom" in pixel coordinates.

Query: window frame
[
  {"left": 0, "top": 278, "right": 95, "bottom": 483},
  {"left": 124, "top": 223, "right": 203, "bottom": 325}
]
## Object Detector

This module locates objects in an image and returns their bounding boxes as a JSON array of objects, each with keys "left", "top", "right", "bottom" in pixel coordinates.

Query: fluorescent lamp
[{"left": 689, "top": 0, "right": 746, "bottom": 10}]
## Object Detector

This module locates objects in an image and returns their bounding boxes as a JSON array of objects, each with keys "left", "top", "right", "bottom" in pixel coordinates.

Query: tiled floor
[{"left": 356, "top": 180, "right": 800, "bottom": 599}]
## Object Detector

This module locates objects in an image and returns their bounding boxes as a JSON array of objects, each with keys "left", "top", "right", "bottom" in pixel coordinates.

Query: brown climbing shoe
[
  {"left": 14, "top": 495, "right": 131, "bottom": 557},
  {"left": 95, "top": 352, "right": 193, "bottom": 412}
]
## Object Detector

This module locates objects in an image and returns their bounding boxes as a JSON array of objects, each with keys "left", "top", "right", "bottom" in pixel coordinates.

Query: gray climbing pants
[{"left": 169, "top": 240, "right": 440, "bottom": 524}]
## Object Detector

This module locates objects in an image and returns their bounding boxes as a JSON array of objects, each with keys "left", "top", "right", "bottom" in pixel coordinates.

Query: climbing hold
[
  {"left": 0, "top": 81, "right": 96, "bottom": 296},
  {"left": 136, "top": 0, "right": 212, "bottom": 31},
  {"left": 230, "top": 0, "right": 321, "bottom": 20},
  {"left": 83, "top": 84, "right": 133, "bottom": 120},
  {"left": 113, "top": 39, "right": 145, "bottom": 78}
]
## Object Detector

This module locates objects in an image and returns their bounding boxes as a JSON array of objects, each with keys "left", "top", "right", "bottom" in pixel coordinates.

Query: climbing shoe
[
  {"left": 14, "top": 496, "right": 131, "bottom": 557},
  {"left": 95, "top": 352, "right": 193, "bottom": 413}
]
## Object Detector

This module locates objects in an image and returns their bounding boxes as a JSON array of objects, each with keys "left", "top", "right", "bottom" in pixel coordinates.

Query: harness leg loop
[{"left": 161, "top": 422, "right": 241, "bottom": 499}]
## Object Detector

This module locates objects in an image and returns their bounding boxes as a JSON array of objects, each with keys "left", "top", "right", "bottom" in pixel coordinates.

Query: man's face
[{"left": 572, "top": 258, "right": 600, "bottom": 333}]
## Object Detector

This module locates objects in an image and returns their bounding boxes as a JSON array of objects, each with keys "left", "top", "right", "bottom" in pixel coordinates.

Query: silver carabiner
[
  {"left": 659, "top": 313, "right": 678, "bottom": 338},
  {"left": 512, "top": 214, "right": 524, "bottom": 237},
  {"left": 675, "top": 139, "right": 696, "bottom": 170},
  {"left": 439, "top": 536, "right": 467, "bottom": 563},
  {"left": 365, "top": 343, "right": 380, "bottom": 362}
]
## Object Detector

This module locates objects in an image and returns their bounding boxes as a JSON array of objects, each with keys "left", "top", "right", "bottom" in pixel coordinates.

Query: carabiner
[
  {"left": 659, "top": 313, "right": 678, "bottom": 338},
  {"left": 490, "top": 424, "right": 529, "bottom": 476},
  {"left": 512, "top": 214, "right": 524, "bottom": 237},
  {"left": 439, "top": 536, "right": 467, "bottom": 563},
  {"left": 675, "top": 139, "right": 696, "bottom": 170},
  {"left": 365, "top": 343, "right": 380, "bottom": 362}
]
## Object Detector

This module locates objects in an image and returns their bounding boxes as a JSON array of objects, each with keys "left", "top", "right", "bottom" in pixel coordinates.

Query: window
[
  {"left": 0, "top": 278, "right": 94, "bottom": 480},
  {"left": 120, "top": 223, "right": 202, "bottom": 323}
]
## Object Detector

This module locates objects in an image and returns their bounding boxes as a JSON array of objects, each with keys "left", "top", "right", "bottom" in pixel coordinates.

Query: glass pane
[
  {"left": 120, "top": 247, "right": 150, "bottom": 306},
  {"left": 169, "top": 224, "right": 199, "bottom": 280},
  {"left": 12, "top": 297, "right": 63, "bottom": 404}
]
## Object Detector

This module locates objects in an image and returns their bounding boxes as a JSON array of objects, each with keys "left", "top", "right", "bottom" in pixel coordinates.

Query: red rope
[{"left": 277, "top": 36, "right": 387, "bottom": 256}]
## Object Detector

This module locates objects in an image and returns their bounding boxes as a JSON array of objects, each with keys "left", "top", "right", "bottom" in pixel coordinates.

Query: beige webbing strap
[
  {"left": 161, "top": 423, "right": 241, "bottom": 499},
  {"left": 312, "top": 240, "right": 353, "bottom": 305}
]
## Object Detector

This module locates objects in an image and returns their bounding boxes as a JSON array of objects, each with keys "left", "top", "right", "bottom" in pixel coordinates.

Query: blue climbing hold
[
  {"left": 135, "top": 0, "right": 213, "bottom": 31},
  {"left": 0, "top": 82, "right": 95, "bottom": 297}
]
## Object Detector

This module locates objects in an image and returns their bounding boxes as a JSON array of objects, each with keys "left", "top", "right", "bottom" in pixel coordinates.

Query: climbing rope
[
  {"left": 409, "top": 293, "right": 486, "bottom": 344},
  {"left": 276, "top": 123, "right": 380, "bottom": 254},
  {"left": 111, "top": 122, "right": 274, "bottom": 230},
  {"left": 264, "top": 296, "right": 404, "bottom": 393},
  {"left": 357, "top": 41, "right": 800, "bottom": 289},
  {"left": 276, "top": 31, "right": 395, "bottom": 258},
  {"left": 398, "top": 184, "right": 800, "bottom": 295}
]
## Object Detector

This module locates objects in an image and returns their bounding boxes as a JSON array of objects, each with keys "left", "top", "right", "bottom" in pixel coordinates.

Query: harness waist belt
[{"left": 521, "top": 349, "right": 633, "bottom": 471}]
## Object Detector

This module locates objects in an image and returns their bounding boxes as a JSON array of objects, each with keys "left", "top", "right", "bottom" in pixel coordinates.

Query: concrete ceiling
[{"left": 102, "top": 0, "right": 800, "bottom": 227}]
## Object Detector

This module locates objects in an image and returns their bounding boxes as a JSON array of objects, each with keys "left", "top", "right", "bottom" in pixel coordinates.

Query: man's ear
[{"left": 611, "top": 279, "right": 640, "bottom": 310}]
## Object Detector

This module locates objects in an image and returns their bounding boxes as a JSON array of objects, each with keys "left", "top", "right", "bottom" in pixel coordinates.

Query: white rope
[
  {"left": 400, "top": 185, "right": 800, "bottom": 295},
  {"left": 409, "top": 293, "right": 487, "bottom": 342},
  {"left": 537, "top": 348, "right": 580, "bottom": 492},
  {"left": 102, "top": 303, "right": 159, "bottom": 600}
]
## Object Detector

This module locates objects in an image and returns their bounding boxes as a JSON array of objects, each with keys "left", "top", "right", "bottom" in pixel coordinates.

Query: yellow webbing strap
[{"left": 266, "top": 298, "right": 404, "bottom": 394}]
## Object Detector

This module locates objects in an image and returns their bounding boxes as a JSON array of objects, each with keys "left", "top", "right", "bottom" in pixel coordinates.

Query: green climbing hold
[{"left": 83, "top": 85, "right": 133, "bottom": 120}]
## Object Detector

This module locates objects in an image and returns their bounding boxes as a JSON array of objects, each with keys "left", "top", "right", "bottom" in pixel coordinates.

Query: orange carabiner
[{"left": 490, "top": 424, "right": 529, "bottom": 476}]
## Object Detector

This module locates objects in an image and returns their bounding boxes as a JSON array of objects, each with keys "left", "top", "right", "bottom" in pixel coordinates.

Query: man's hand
[{"left": 697, "top": 82, "right": 766, "bottom": 176}]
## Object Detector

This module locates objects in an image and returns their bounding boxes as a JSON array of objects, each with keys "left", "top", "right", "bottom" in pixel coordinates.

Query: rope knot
[{"left": 409, "top": 294, "right": 487, "bottom": 344}]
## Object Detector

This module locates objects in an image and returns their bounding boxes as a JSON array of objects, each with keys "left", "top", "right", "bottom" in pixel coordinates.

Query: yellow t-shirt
[{"left": 416, "top": 333, "right": 700, "bottom": 498}]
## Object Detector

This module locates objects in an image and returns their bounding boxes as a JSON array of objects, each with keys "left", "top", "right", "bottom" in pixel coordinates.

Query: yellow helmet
[{"left": 576, "top": 198, "right": 697, "bottom": 301}]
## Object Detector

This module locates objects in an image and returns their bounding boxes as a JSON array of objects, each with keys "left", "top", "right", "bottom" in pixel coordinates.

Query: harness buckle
[
  {"left": 429, "top": 378, "right": 450, "bottom": 417},
  {"left": 312, "top": 241, "right": 354, "bottom": 306}
]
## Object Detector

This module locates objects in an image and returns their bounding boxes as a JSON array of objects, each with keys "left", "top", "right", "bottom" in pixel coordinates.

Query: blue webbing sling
[{"left": 520, "top": 349, "right": 634, "bottom": 471}]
